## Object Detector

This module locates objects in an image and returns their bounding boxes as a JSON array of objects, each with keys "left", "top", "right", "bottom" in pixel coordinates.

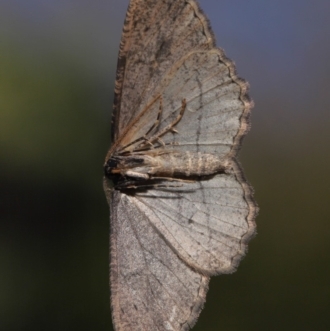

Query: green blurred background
[{"left": 1, "top": 0, "right": 329, "bottom": 330}]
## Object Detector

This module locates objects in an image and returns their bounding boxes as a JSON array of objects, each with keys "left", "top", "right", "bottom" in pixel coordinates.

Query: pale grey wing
[
  {"left": 119, "top": 50, "right": 251, "bottom": 158},
  {"left": 104, "top": 179, "right": 209, "bottom": 331},
  {"left": 112, "top": 0, "right": 215, "bottom": 140},
  {"left": 131, "top": 161, "right": 257, "bottom": 275}
]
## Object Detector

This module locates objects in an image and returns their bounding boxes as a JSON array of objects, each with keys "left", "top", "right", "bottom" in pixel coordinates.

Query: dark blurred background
[{"left": 1, "top": 0, "right": 329, "bottom": 330}]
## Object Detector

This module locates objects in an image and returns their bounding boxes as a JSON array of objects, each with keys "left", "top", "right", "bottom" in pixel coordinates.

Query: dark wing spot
[{"left": 155, "top": 39, "right": 172, "bottom": 60}]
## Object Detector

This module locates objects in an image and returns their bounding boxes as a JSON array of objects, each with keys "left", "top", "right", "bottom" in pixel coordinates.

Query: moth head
[{"left": 104, "top": 157, "right": 121, "bottom": 179}]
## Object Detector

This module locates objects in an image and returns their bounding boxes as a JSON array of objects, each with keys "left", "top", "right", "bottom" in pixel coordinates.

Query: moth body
[{"left": 104, "top": 151, "right": 230, "bottom": 184}]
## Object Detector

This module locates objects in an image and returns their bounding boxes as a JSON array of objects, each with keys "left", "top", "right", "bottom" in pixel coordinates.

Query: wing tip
[{"left": 180, "top": 275, "right": 209, "bottom": 331}]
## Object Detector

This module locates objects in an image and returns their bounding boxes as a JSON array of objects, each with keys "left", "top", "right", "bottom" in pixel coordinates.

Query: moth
[{"left": 103, "top": 1, "right": 257, "bottom": 330}]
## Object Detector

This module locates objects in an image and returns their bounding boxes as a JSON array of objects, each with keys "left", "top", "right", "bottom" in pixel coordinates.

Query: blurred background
[{"left": 1, "top": 0, "right": 329, "bottom": 330}]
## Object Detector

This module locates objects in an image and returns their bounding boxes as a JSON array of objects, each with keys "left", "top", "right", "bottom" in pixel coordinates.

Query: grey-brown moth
[{"left": 103, "top": 1, "right": 257, "bottom": 330}]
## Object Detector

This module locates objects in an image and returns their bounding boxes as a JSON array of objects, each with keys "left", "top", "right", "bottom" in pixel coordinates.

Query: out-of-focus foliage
[
  {"left": 0, "top": 41, "right": 113, "bottom": 330},
  {"left": 1, "top": 1, "right": 330, "bottom": 331},
  {"left": 1, "top": 46, "right": 104, "bottom": 184}
]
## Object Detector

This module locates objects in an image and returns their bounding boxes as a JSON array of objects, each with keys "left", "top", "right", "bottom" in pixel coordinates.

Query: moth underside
[
  {"left": 103, "top": 1, "right": 257, "bottom": 331},
  {"left": 104, "top": 97, "right": 232, "bottom": 190}
]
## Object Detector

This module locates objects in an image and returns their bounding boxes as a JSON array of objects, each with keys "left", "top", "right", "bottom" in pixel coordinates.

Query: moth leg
[
  {"left": 150, "top": 176, "right": 195, "bottom": 184},
  {"left": 116, "top": 135, "right": 149, "bottom": 153},
  {"left": 115, "top": 179, "right": 146, "bottom": 190},
  {"left": 116, "top": 132, "right": 157, "bottom": 153},
  {"left": 114, "top": 176, "right": 157, "bottom": 190},
  {"left": 128, "top": 136, "right": 165, "bottom": 153},
  {"left": 125, "top": 170, "right": 149, "bottom": 180},
  {"left": 127, "top": 97, "right": 164, "bottom": 152},
  {"left": 144, "top": 95, "right": 163, "bottom": 136},
  {"left": 117, "top": 98, "right": 186, "bottom": 154},
  {"left": 128, "top": 98, "right": 186, "bottom": 152},
  {"left": 117, "top": 96, "right": 163, "bottom": 153},
  {"left": 115, "top": 174, "right": 195, "bottom": 191},
  {"left": 146, "top": 98, "right": 187, "bottom": 144}
]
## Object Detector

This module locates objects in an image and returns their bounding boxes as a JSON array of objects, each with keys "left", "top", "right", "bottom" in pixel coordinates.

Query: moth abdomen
[
  {"left": 155, "top": 151, "right": 230, "bottom": 177},
  {"left": 105, "top": 151, "right": 230, "bottom": 183}
]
